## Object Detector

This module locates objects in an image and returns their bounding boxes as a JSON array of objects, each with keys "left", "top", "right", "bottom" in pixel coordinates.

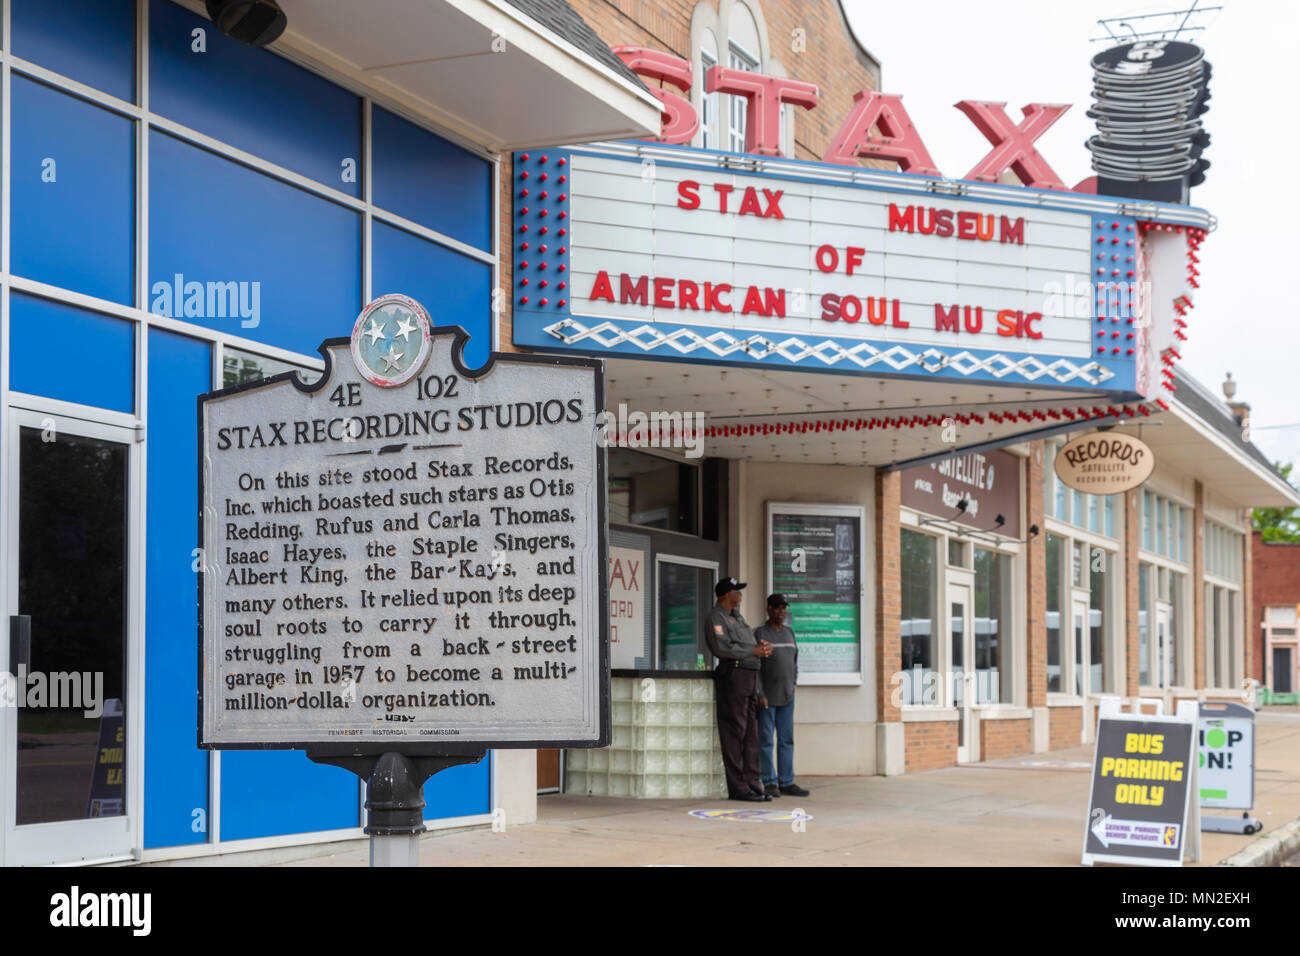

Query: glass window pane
[
  {"left": 372, "top": 107, "right": 491, "bottom": 252},
  {"left": 12, "top": 78, "right": 135, "bottom": 304},
  {"left": 1046, "top": 534, "right": 1062, "bottom": 693},
  {"left": 1104, "top": 496, "right": 1114, "bottom": 538},
  {"left": 10, "top": 294, "right": 134, "bottom": 413},
  {"left": 900, "top": 530, "right": 937, "bottom": 705},
  {"left": 973, "top": 548, "right": 1010, "bottom": 704},
  {"left": 1090, "top": 549, "right": 1109, "bottom": 693},
  {"left": 659, "top": 562, "right": 710, "bottom": 670},
  {"left": 1138, "top": 562, "right": 1150, "bottom": 685},
  {"left": 13, "top": 0, "right": 136, "bottom": 102},
  {"left": 222, "top": 347, "right": 320, "bottom": 389},
  {"left": 608, "top": 448, "right": 698, "bottom": 534},
  {"left": 149, "top": 0, "right": 361, "bottom": 195},
  {"left": 149, "top": 130, "right": 362, "bottom": 354}
]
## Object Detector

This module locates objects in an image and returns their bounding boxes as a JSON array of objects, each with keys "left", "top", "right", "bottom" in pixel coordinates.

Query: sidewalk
[{"left": 279, "top": 706, "right": 1300, "bottom": 867}]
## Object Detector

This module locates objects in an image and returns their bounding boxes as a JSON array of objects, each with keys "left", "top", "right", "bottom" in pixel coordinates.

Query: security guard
[{"left": 705, "top": 577, "right": 772, "bottom": 801}]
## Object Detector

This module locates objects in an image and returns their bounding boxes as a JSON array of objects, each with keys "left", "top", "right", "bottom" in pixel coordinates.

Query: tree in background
[{"left": 1252, "top": 462, "right": 1300, "bottom": 542}]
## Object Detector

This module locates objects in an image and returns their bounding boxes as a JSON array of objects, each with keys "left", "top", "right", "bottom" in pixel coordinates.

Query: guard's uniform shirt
[{"left": 705, "top": 604, "right": 762, "bottom": 680}]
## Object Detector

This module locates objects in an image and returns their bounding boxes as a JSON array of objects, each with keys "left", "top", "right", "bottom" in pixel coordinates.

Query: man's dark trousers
[{"left": 715, "top": 663, "right": 761, "bottom": 795}]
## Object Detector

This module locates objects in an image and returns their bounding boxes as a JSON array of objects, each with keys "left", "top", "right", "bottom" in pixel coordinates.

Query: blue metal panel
[
  {"left": 371, "top": 221, "right": 493, "bottom": 370},
  {"left": 424, "top": 757, "right": 491, "bottom": 820},
  {"left": 11, "top": 0, "right": 136, "bottom": 102},
  {"left": 11, "top": 77, "right": 135, "bottom": 305},
  {"left": 149, "top": 129, "right": 362, "bottom": 353},
  {"left": 144, "top": 328, "right": 211, "bottom": 849},
  {"left": 219, "top": 752, "right": 358, "bottom": 841},
  {"left": 9, "top": 293, "right": 134, "bottom": 412},
  {"left": 372, "top": 106, "right": 492, "bottom": 252},
  {"left": 149, "top": 0, "right": 361, "bottom": 196}
]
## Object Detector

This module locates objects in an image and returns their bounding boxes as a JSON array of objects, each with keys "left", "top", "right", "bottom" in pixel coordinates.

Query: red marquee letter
[
  {"left": 823, "top": 91, "right": 942, "bottom": 176},
  {"left": 955, "top": 101, "right": 1070, "bottom": 190},
  {"left": 613, "top": 46, "right": 699, "bottom": 145},
  {"left": 705, "top": 66, "right": 818, "bottom": 156}
]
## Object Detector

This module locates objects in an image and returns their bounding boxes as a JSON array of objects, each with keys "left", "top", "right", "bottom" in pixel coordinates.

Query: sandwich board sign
[
  {"left": 1082, "top": 698, "right": 1198, "bottom": 867},
  {"left": 1197, "top": 701, "right": 1254, "bottom": 809},
  {"left": 198, "top": 295, "right": 608, "bottom": 754}
]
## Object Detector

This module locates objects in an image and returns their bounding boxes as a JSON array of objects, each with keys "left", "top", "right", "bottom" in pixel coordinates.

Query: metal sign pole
[{"left": 309, "top": 751, "right": 486, "bottom": 867}]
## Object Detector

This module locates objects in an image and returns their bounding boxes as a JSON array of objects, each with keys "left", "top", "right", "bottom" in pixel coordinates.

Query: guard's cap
[{"left": 714, "top": 577, "right": 746, "bottom": 598}]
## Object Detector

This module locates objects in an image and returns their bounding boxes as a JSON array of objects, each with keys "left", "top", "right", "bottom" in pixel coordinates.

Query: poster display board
[
  {"left": 767, "top": 503, "right": 864, "bottom": 682},
  {"left": 1082, "top": 702, "right": 1197, "bottom": 867},
  {"left": 199, "top": 295, "right": 607, "bottom": 752}
]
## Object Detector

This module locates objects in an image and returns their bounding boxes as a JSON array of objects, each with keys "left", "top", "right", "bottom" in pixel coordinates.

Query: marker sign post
[
  {"left": 198, "top": 295, "right": 607, "bottom": 864},
  {"left": 1197, "top": 700, "right": 1260, "bottom": 834},
  {"left": 1082, "top": 699, "right": 1199, "bottom": 867}
]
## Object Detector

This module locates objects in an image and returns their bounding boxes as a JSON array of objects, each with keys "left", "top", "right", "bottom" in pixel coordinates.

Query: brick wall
[
  {"left": 1193, "top": 481, "right": 1205, "bottom": 687},
  {"left": 1026, "top": 443, "right": 1046, "bottom": 708},
  {"left": 1048, "top": 707, "right": 1081, "bottom": 750},
  {"left": 1125, "top": 488, "right": 1140, "bottom": 695},
  {"left": 1252, "top": 532, "right": 1300, "bottom": 684},
  {"left": 979, "top": 718, "right": 1031, "bottom": 762},
  {"left": 876, "top": 468, "right": 901, "bottom": 722},
  {"left": 502, "top": 1, "right": 885, "bottom": 353},
  {"left": 904, "top": 721, "right": 957, "bottom": 772}
]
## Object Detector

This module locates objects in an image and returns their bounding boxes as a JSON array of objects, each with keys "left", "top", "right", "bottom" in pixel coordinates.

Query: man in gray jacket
[
  {"left": 705, "top": 577, "right": 772, "bottom": 801},
  {"left": 755, "top": 593, "right": 810, "bottom": 798}
]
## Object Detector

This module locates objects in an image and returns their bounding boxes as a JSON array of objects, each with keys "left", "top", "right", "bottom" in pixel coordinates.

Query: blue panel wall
[
  {"left": 12, "top": 0, "right": 136, "bottom": 102},
  {"left": 219, "top": 752, "right": 359, "bottom": 841},
  {"left": 144, "top": 328, "right": 211, "bottom": 849},
  {"left": 149, "top": 0, "right": 360, "bottom": 196},
  {"left": 9, "top": 294, "right": 134, "bottom": 412},
  {"left": 372, "top": 107, "right": 491, "bottom": 251},
  {"left": 372, "top": 222, "right": 493, "bottom": 370},
  {"left": 149, "top": 130, "right": 361, "bottom": 353},
  {"left": 11, "top": 77, "right": 135, "bottom": 304},
  {"left": 424, "top": 758, "right": 491, "bottom": 820}
]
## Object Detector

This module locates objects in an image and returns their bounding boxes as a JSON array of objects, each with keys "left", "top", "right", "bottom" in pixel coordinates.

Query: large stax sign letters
[{"left": 613, "top": 46, "right": 1073, "bottom": 190}]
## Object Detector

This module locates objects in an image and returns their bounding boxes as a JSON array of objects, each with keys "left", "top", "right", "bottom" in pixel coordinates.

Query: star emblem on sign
[{"left": 349, "top": 294, "right": 433, "bottom": 387}]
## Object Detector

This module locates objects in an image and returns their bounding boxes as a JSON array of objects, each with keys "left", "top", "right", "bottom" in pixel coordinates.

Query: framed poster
[{"left": 767, "top": 503, "right": 865, "bottom": 684}]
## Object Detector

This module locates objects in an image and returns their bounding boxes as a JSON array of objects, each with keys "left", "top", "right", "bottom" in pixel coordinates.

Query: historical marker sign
[
  {"left": 199, "top": 295, "right": 607, "bottom": 752},
  {"left": 1082, "top": 711, "right": 1195, "bottom": 866}
]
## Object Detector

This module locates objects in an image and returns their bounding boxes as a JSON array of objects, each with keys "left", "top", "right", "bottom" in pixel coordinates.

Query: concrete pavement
[{"left": 267, "top": 706, "right": 1299, "bottom": 867}]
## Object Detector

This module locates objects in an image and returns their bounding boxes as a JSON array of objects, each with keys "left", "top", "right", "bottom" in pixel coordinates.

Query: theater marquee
[{"left": 511, "top": 144, "right": 1207, "bottom": 397}]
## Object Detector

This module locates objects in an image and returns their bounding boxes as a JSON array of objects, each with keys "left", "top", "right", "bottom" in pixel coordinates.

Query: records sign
[{"left": 1054, "top": 431, "right": 1153, "bottom": 495}]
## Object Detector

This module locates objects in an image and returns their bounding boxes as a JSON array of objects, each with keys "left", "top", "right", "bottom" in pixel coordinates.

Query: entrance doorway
[
  {"left": 3, "top": 411, "right": 139, "bottom": 865},
  {"left": 947, "top": 578, "right": 975, "bottom": 763}
]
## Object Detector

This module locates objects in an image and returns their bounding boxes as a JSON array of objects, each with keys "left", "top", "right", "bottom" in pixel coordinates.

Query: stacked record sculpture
[{"left": 1088, "top": 40, "right": 1211, "bottom": 204}]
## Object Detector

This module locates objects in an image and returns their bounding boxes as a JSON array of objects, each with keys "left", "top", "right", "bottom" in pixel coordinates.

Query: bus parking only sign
[{"left": 1082, "top": 705, "right": 1196, "bottom": 867}]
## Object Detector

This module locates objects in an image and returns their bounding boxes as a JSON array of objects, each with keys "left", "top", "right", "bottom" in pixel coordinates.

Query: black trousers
[{"left": 714, "top": 664, "right": 761, "bottom": 796}]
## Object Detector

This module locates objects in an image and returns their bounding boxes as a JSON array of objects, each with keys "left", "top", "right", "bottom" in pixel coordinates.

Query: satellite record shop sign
[
  {"left": 198, "top": 294, "right": 608, "bottom": 751},
  {"left": 512, "top": 145, "right": 1154, "bottom": 395}
]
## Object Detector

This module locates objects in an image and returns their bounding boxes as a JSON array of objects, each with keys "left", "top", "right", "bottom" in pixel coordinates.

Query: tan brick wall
[
  {"left": 1026, "top": 442, "right": 1046, "bottom": 707},
  {"left": 1125, "top": 488, "right": 1140, "bottom": 695},
  {"left": 979, "top": 718, "right": 1031, "bottom": 762},
  {"left": 1048, "top": 707, "right": 1081, "bottom": 750},
  {"left": 1193, "top": 481, "right": 1205, "bottom": 687},
  {"left": 904, "top": 721, "right": 957, "bottom": 772},
  {"left": 1242, "top": 514, "right": 1255, "bottom": 684},
  {"left": 876, "top": 468, "right": 901, "bottom": 722}
]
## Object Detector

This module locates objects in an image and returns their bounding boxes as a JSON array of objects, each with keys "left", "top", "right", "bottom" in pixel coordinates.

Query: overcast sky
[{"left": 841, "top": 0, "right": 1300, "bottom": 473}]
